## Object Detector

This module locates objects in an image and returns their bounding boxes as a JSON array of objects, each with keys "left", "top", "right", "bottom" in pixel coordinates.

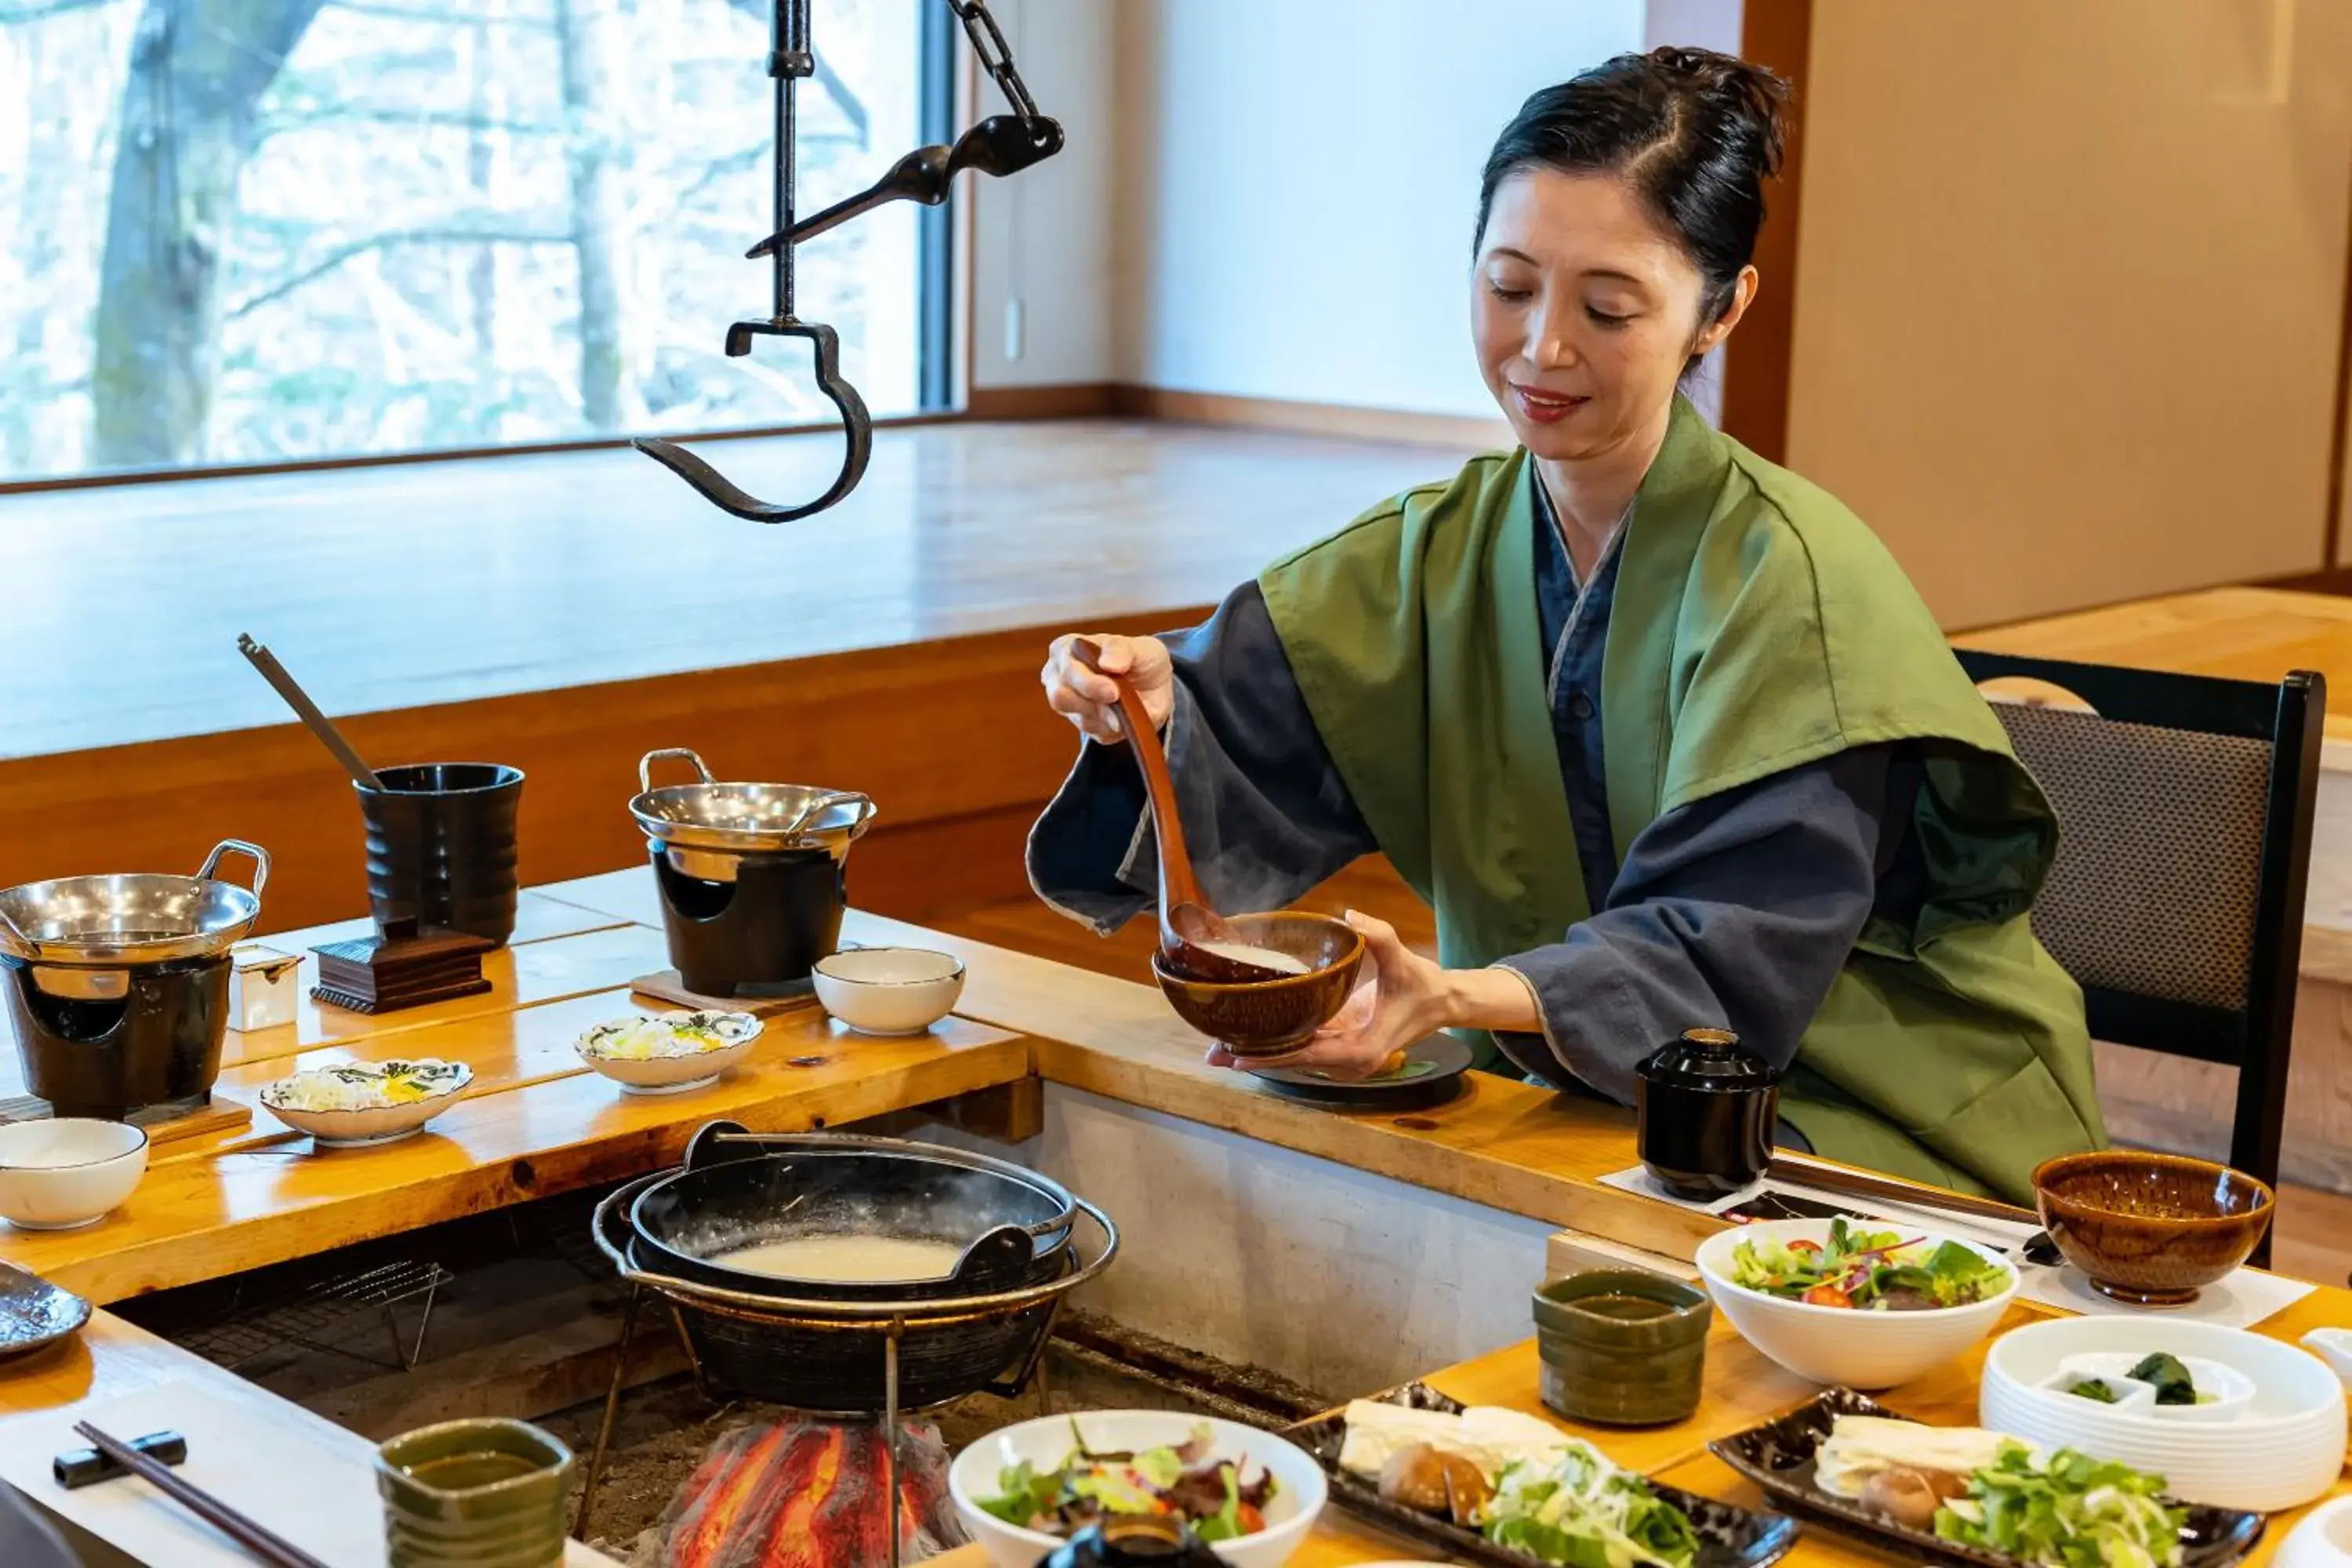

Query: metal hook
[
  {"left": 632, "top": 321, "right": 872, "bottom": 524},
  {"left": 638, "top": 0, "right": 1055, "bottom": 524}
]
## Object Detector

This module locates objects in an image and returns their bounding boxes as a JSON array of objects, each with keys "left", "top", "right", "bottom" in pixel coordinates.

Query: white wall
[
  {"left": 1109, "top": 0, "right": 1648, "bottom": 417},
  {"left": 964, "top": 0, "right": 1116, "bottom": 390}
]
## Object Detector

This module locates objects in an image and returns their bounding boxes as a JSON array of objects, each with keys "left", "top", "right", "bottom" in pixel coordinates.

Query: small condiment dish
[
  {"left": 2032, "top": 1150, "right": 2274, "bottom": 1305},
  {"left": 0, "top": 1120, "right": 147, "bottom": 1230},
  {"left": 812, "top": 947, "right": 964, "bottom": 1036},
  {"left": 575, "top": 1011, "right": 761, "bottom": 1094},
  {"left": 260, "top": 1058, "right": 473, "bottom": 1147},
  {"left": 2278, "top": 1494, "right": 2352, "bottom": 1568},
  {"left": 2035, "top": 1350, "right": 2253, "bottom": 1421},
  {"left": 1532, "top": 1269, "right": 1711, "bottom": 1425}
]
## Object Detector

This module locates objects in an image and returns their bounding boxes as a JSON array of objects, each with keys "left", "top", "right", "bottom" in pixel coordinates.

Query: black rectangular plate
[
  {"left": 1706, "top": 1388, "right": 2267, "bottom": 1568},
  {"left": 1283, "top": 1383, "right": 1799, "bottom": 1568}
]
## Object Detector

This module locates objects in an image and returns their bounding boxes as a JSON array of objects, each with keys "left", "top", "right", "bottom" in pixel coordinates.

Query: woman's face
[{"left": 1472, "top": 168, "right": 1753, "bottom": 463}]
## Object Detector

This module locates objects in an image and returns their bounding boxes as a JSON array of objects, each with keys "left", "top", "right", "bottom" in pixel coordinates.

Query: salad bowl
[
  {"left": 1694, "top": 1219, "right": 2016, "bottom": 1389},
  {"left": 949, "top": 1410, "right": 1326, "bottom": 1568}
]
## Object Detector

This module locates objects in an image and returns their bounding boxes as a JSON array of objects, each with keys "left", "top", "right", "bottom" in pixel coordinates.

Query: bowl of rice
[
  {"left": 574, "top": 1011, "right": 762, "bottom": 1094},
  {"left": 260, "top": 1058, "right": 473, "bottom": 1147}
]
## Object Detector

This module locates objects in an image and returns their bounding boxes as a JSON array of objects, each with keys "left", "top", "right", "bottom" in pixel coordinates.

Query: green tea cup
[
  {"left": 377, "top": 1417, "right": 575, "bottom": 1568},
  {"left": 1533, "top": 1269, "right": 1711, "bottom": 1426}
]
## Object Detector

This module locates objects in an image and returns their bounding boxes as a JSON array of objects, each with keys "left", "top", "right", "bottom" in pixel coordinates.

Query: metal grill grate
[{"left": 178, "top": 1258, "right": 452, "bottom": 1373}]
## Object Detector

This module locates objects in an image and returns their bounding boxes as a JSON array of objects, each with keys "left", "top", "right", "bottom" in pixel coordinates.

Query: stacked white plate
[{"left": 1980, "top": 1316, "right": 2346, "bottom": 1512}]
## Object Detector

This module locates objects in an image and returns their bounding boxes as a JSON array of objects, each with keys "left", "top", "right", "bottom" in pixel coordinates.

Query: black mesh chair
[{"left": 1955, "top": 650, "right": 2325, "bottom": 1266}]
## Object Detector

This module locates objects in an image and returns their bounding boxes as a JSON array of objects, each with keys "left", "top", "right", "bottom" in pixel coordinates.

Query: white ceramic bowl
[
  {"left": 260, "top": 1059, "right": 474, "bottom": 1148},
  {"left": 1980, "top": 1316, "right": 2347, "bottom": 1512},
  {"left": 1693, "top": 1219, "right": 2017, "bottom": 1390},
  {"left": 574, "top": 1011, "right": 762, "bottom": 1094},
  {"left": 949, "top": 1410, "right": 1326, "bottom": 1568},
  {"left": 814, "top": 947, "right": 965, "bottom": 1036},
  {"left": 2278, "top": 1495, "right": 2352, "bottom": 1568},
  {"left": 0, "top": 1120, "right": 147, "bottom": 1230}
]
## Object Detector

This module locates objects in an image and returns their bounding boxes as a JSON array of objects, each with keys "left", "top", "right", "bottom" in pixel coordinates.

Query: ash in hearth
[{"left": 626, "top": 1418, "right": 971, "bottom": 1566}]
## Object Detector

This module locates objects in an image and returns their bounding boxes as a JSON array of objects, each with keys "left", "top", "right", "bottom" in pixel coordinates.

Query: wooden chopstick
[
  {"left": 71, "top": 1421, "right": 333, "bottom": 1568},
  {"left": 1765, "top": 1153, "right": 2042, "bottom": 1228}
]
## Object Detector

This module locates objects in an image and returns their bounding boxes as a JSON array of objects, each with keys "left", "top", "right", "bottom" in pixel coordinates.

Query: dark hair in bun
[{"left": 1475, "top": 46, "right": 1790, "bottom": 327}]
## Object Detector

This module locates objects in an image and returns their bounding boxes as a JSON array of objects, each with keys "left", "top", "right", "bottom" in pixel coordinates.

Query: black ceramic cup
[{"left": 355, "top": 763, "right": 524, "bottom": 946}]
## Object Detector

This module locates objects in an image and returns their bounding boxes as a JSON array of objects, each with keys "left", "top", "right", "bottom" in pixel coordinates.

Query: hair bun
[{"left": 1646, "top": 45, "right": 1789, "bottom": 179}]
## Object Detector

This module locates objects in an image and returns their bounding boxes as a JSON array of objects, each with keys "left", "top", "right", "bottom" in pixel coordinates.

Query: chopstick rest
[{"left": 53, "top": 1429, "right": 187, "bottom": 1490}]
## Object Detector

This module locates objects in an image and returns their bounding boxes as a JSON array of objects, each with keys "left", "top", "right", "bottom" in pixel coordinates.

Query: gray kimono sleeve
[
  {"left": 1025, "top": 582, "right": 1377, "bottom": 933},
  {"left": 1493, "top": 746, "right": 1900, "bottom": 1103}
]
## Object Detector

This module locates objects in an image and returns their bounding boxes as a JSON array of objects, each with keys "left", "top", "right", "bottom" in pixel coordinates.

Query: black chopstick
[{"left": 71, "top": 1421, "right": 332, "bottom": 1568}]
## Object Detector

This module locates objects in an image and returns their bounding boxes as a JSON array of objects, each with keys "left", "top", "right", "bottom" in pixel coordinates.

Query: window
[{"left": 0, "top": 0, "right": 934, "bottom": 483}]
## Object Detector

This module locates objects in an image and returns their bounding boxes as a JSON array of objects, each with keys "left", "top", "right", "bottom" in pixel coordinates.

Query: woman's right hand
[{"left": 1042, "top": 633, "right": 1174, "bottom": 745}]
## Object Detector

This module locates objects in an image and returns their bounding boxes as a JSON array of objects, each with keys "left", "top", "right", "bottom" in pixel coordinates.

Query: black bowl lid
[{"left": 1638, "top": 1027, "right": 1780, "bottom": 1090}]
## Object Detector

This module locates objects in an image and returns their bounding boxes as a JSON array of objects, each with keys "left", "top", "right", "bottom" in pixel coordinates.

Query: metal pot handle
[
  {"left": 639, "top": 749, "right": 716, "bottom": 793},
  {"left": 196, "top": 840, "right": 270, "bottom": 898}
]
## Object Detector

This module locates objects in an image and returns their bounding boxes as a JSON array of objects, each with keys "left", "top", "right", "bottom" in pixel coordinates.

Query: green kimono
[{"left": 1258, "top": 396, "right": 2104, "bottom": 1202}]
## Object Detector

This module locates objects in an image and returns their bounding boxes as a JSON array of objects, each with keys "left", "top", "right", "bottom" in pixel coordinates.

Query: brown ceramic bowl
[
  {"left": 2033, "top": 1150, "right": 2275, "bottom": 1305},
  {"left": 1150, "top": 912, "right": 1365, "bottom": 1058}
]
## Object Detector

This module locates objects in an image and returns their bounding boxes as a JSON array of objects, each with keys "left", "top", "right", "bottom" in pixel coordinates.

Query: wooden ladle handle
[{"left": 1067, "top": 637, "right": 1209, "bottom": 916}]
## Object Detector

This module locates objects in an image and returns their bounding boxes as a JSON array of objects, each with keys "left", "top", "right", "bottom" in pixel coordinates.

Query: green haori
[{"left": 1257, "top": 397, "right": 2104, "bottom": 1203}]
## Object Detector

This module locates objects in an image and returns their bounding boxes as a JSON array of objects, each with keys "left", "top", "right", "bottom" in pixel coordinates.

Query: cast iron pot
[{"left": 625, "top": 1125, "right": 1076, "bottom": 1302}]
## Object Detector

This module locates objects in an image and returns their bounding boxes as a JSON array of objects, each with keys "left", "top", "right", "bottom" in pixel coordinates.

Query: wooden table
[
  {"left": 2, "top": 863, "right": 2345, "bottom": 1565},
  {"left": 932, "top": 1292, "right": 2352, "bottom": 1568},
  {"left": 0, "top": 870, "right": 1744, "bottom": 1305}
]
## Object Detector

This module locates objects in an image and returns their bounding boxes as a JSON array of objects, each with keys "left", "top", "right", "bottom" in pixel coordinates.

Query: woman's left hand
[{"left": 1205, "top": 911, "right": 1450, "bottom": 1079}]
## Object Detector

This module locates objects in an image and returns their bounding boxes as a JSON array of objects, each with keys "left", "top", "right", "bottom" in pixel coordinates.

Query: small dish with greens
[
  {"left": 1709, "top": 1388, "right": 2266, "bottom": 1568},
  {"left": 1288, "top": 1384, "right": 1796, "bottom": 1568},
  {"left": 948, "top": 1410, "right": 1325, "bottom": 1567},
  {"left": 2042, "top": 1352, "right": 2256, "bottom": 1423}
]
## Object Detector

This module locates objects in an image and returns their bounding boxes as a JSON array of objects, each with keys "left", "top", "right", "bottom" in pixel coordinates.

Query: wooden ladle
[{"left": 1067, "top": 639, "right": 1296, "bottom": 984}]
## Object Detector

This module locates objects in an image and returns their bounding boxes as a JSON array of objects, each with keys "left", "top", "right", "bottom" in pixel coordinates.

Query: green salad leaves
[
  {"left": 1727, "top": 1218, "right": 2011, "bottom": 1310},
  {"left": 1481, "top": 1439, "right": 1699, "bottom": 1568},
  {"left": 1934, "top": 1443, "right": 2187, "bottom": 1568}
]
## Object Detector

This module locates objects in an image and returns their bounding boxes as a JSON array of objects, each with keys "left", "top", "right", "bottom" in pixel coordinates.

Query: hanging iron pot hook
[
  {"left": 633, "top": 322, "right": 871, "bottom": 524},
  {"left": 636, "top": 0, "right": 1059, "bottom": 524}
]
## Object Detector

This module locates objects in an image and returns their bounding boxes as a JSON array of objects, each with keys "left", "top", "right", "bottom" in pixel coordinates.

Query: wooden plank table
[
  {"left": 932, "top": 1290, "right": 2352, "bottom": 1568},
  {"left": 0, "top": 1310, "right": 624, "bottom": 1565}
]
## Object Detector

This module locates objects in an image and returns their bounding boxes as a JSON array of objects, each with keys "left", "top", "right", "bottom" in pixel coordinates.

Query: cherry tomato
[
  {"left": 1802, "top": 1283, "right": 1855, "bottom": 1308},
  {"left": 1786, "top": 1239, "right": 1822, "bottom": 1254},
  {"left": 1236, "top": 1504, "right": 1265, "bottom": 1534}
]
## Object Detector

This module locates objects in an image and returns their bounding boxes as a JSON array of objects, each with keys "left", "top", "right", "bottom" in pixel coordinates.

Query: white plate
[
  {"left": 2278, "top": 1495, "right": 2352, "bottom": 1568},
  {"left": 260, "top": 1059, "right": 472, "bottom": 1148},
  {"left": 1980, "top": 1316, "right": 2347, "bottom": 1511}
]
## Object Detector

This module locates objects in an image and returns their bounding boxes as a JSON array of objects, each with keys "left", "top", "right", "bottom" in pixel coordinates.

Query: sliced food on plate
[
  {"left": 1817, "top": 1414, "right": 2186, "bottom": 1568},
  {"left": 1337, "top": 1399, "right": 1702, "bottom": 1568}
]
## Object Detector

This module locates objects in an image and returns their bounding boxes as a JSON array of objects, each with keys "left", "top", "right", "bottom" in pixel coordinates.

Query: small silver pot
[
  {"left": 0, "top": 841, "right": 270, "bottom": 971},
  {"left": 628, "top": 748, "right": 874, "bottom": 882}
]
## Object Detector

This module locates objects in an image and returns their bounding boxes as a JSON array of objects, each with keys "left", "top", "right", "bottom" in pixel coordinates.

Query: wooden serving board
[{"left": 628, "top": 969, "right": 820, "bottom": 1018}]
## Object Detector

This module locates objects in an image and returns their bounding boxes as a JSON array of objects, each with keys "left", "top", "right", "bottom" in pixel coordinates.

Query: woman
[{"left": 1029, "top": 47, "right": 2103, "bottom": 1203}]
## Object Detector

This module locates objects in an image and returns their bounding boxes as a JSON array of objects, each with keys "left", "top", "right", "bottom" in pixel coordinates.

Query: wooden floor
[{"left": 0, "top": 419, "right": 1465, "bottom": 760}]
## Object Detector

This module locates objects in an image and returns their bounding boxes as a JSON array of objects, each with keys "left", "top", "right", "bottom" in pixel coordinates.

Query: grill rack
[{"left": 178, "top": 1258, "right": 452, "bottom": 1374}]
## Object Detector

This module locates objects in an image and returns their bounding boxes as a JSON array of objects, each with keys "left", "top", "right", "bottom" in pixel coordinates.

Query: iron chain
[{"left": 948, "top": 0, "right": 1044, "bottom": 128}]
